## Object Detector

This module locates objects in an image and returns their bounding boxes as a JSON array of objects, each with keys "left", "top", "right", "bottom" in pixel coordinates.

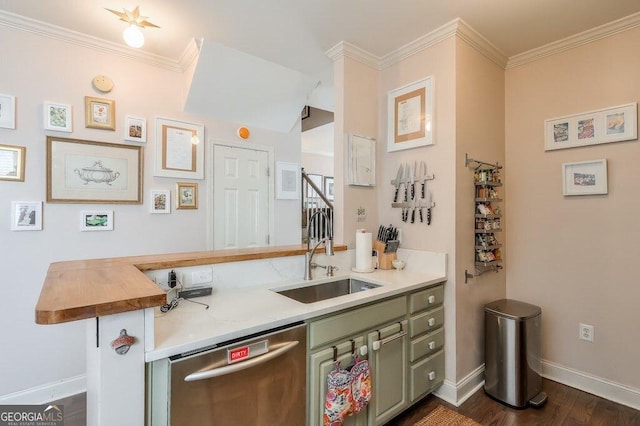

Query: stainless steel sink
[{"left": 275, "top": 279, "right": 381, "bottom": 304}]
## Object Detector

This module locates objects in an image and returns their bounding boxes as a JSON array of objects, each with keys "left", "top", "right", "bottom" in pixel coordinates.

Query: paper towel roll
[{"left": 354, "top": 231, "right": 373, "bottom": 272}]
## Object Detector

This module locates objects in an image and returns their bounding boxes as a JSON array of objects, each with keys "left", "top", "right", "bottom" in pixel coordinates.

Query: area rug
[{"left": 413, "top": 405, "right": 481, "bottom": 426}]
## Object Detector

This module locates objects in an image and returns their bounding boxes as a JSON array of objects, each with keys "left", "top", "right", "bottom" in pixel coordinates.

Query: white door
[{"left": 213, "top": 145, "right": 271, "bottom": 249}]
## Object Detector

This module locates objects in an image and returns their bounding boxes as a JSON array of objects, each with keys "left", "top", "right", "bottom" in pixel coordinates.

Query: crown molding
[
  {"left": 327, "top": 19, "right": 508, "bottom": 71},
  {"left": 507, "top": 11, "right": 640, "bottom": 68},
  {"left": 325, "top": 41, "right": 380, "bottom": 69},
  {"left": 379, "top": 19, "right": 459, "bottom": 69},
  {"left": 456, "top": 19, "right": 508, "bottom": 68},
  {"left": 0, "top": 9, "right": 185, "bottom": 72},
  {"left": 178, "top": 38, "right": 203, "bottom": 70}
]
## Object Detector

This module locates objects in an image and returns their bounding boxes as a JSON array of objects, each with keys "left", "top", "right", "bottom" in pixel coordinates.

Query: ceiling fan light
[{"left": 123, "top": 24, "right": 144, "bottom": 48}]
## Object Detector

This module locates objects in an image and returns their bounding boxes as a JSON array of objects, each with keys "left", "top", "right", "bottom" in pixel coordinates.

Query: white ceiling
[
  {"left": 2, "top": 1, "right": 640, "bottom": 120},
  {"left": 2, "top": 0, "right": 640, "bottom": 73}
]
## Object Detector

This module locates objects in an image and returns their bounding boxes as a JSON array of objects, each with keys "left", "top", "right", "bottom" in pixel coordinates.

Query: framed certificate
[
  {"left": 387, "top": 76, "right": 434, "bottom": 152},
  {"left": 154, "top": 117, "right": 205, "bottom": 179}
]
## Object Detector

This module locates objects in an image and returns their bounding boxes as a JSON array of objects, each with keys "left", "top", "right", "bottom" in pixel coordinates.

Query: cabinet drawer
[
  {"left": 410, "top": 350, "right": 444, "bottom": 401},
  {"left": 308, "top": 297, "right": 406, "bottom": 350},
  {"left": 409, "top": 285, "right": 444, "bottom": 314},
  {"left": 410, "top": 328, "right": 444, "bottom": 362},
  {"left": 409, "top": 306, "right": 444, "bottom": 338}
]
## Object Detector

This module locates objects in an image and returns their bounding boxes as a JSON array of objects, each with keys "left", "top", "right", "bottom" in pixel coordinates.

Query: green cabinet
[
  {"left": 307, "top": 282, "right": 445, "bottom": 425},
  {"left": 367, "top": 320, "right": 408, "bottom": 425},
  {"left": 408, "top": 284, "right": 445, "bottom": 401}
]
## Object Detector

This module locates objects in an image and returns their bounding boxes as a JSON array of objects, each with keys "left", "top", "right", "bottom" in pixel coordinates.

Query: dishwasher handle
[{"left": 184, "top": 340, "right": 299, "bottom": 382}]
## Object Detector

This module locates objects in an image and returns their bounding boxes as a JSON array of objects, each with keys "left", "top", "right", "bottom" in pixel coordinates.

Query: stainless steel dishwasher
[{"left": 146, "top": 323, "right": 306, "bottom": 426}]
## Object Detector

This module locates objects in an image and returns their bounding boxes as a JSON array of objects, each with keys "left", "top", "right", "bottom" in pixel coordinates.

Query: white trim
[
  {"left": 325, "top": 41, "right": 380, "bottom": 69},
  {"left": 0, "top": 9, "right": 183, "bottom": 72},
  {"left": 0, "top": 375, "right": 86, "bottom": 405},
  {"left": 327, "top": 19, "right": 507, "bottom": 71},
  {"left": 379, "top": 19, "right": 456, "bottom": 69},
  {"left": 507, "top": 11, "right": 640, "bottom": 68},
  {"left": 456, "top": 19, "right": 508, "bottom": 69},
  {"left": 433, "top": 364, "right": 485, "bottom": 407},
  {"left": 542, "top": 360, "right": 640, "bottom": 410}
]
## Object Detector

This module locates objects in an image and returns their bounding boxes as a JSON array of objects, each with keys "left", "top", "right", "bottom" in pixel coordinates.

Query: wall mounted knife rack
[
  {"left": 389, "top": 160, "right": 436, "bottom": 224},
  {"left": 464, "top": 153, "right": 503, "bottom": 283}
]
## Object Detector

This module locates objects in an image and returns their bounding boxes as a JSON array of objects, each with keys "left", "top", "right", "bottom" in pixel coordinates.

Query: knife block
[{"left": 373, "top": 240, "right": 397, "bottom": 270}]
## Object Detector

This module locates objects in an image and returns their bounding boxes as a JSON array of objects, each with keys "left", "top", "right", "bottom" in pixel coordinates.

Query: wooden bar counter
[{"left": 36, "top": 244, "right": 347, "bottom": 325}]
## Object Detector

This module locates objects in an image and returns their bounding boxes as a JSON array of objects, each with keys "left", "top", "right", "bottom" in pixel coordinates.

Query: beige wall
[
  {"left": 334, "top": 57, "right": 379, "bottom": 247},
  {"left": 0, "top": 26, "right": 303, "bottom": 396},
  {"left": 505, "top": 27, "right": 640, "bottom": 390},
  {"left": 454, "top": 39, "right": 506, "bottom": 381},
  {"left": 378, "top": 37, "right": 459, "bottom": 381}
]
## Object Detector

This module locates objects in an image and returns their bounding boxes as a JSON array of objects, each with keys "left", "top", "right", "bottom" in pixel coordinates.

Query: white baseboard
[
  {"left": 542, "top": 360, "right": 640, "bottom": 410},
  {"left": 0, "top": 375, "right": 86, "bottom": 405},
  {"left": 434, "top": 364, "right": 485, "bottom": 407}
]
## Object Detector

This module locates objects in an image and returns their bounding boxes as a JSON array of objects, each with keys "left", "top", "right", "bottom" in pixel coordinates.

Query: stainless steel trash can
[{"left": 484, "top": 299, "right": 547, "bottom": 408}]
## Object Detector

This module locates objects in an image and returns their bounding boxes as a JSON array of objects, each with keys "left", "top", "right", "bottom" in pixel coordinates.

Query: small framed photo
[
  {"left": 275, "top": 162, "right": 300, "bottom": 200},
  {"left": 0, "top": 144, "right": 26, "bottom": 182},
  {"left": 124, "top": 116, "right": 147, "bottom": 143},
  {"left": 176, "top": 182, "right": 198, "bottom": 209},
  {"left": 348, "top": 134, "right": 376, "bottom": 186},
  {"left": 562, "top": 159, "right": 608, "bottom": 196},
  {"left": 85, "top": 96, "right": 116, "bottom": 130},
  {"left": 150, "top": 189, "right": 171, "bottom": 214},
  {"left": 0, "top": 93, "right": 16, "bottom": 129},
  {"left": 11, "top": 201, "right": 42, "bottom": 231},
  {"left": 324, "top": 176, "right": 334, "bottom": 200},
  {"left": 80, "top": 210, "right": 114, "bottom": 231},
  {"left": 44, "top": 102, "right": 73, "bottom": 132}
]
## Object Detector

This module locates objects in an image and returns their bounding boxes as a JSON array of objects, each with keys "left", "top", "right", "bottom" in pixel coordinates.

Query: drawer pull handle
[
  {"left": 428, "top": 341, "right": 435, "bottom": 350},
  {"left": 372, "top": 331, "right": 407, "bottom": 351},
  {"left": 427, "top": 295, "right": 436, "bottom": 304},
  {"left": 428, "top": 318, "right": 436, "bottom": 327},
  {"left": 428, "top": 371, "right": 436, "bottom": 381}
]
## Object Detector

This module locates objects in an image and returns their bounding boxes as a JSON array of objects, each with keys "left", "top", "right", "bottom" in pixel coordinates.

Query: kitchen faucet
[{"left": 304, "top": 210, "right": 334, "bottom": 280}]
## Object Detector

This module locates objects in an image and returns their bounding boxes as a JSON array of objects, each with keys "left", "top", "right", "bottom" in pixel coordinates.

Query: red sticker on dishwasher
[{"left": 228, "top": 346, "right": 249, "bottom": 363}]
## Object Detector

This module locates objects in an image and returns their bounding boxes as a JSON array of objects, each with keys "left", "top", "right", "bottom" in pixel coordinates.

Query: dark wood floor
[
  {"left": 51, "top": 379, "right": 639, "bottom": 425},
  {"left": 390, "top": 379, "right": 640, "bottom": 426}
]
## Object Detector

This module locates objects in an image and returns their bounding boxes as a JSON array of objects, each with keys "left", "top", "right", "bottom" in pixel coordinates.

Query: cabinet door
[
  {"left": 367, "top": 320, "right": 408, "bottom": 426},
  {"left": 308, "top": 337, "right": 367, "bottom": 426}
]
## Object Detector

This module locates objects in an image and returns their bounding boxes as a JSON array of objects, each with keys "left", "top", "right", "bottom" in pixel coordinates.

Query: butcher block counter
[{"left": 35, "top": 244, "right": 347, "bottom": 325}]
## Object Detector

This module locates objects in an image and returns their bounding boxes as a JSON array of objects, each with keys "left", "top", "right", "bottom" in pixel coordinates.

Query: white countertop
[{"left": 146, "top": 250, "right": 446, "bottom": 362}]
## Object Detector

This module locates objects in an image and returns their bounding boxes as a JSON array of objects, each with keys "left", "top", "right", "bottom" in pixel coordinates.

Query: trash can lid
[{"left": 484, "top": 299, "right": 541, "bottom": 320}]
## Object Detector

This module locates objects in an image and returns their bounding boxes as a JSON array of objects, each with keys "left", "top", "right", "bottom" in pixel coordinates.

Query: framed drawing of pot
[{"left": 46, "top": 136, "right": 142, "bottom": 203}]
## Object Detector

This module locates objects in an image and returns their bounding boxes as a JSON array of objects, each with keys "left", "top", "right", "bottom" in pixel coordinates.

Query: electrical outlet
[
  {"left": 191, "top": 268, "right": 213, "bottom": 285},
  {"left": 579, "top": 323, "right": 594, "bottom": 342}
]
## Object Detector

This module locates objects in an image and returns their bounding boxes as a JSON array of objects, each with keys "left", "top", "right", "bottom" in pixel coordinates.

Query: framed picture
[
  {"left": 276, "top": 162, "right": 300, "bottom": 200},
  {"left": 545, "top": 103, "right": 637, "bottom": 151},
  {"left": 0, "top": 144, "right": 26, "bottom": 182},
  {"left": 0, "top": 93, "right": 16, "bottom": 129},
  {"left": 46, "top": 136, "right": 142, "bottom": 204},
  {"left": 301, "top": 105, "right": 310, "bottom": 120},
  {"left": 85, "top": 96, "right": 116, "bottom": 130},
  {"left": 324, "top": 176, "right": 334, "bottom": 201},
  {"left": 11, "top": 201, "right": 42, "bottom": 231},
  {"left": 44, "top": 102, "right": 72, "bottom": 132},
  {"left": 124, "top": 116, "right": 147, "bottom": 143},
  {"left": 154, "top": 117, "right": 205, "bottom": 179},
  {"left": 387, "top": 76, "right": 434, "bottom": 152},
  {"left": 562, "top": 159, "right": 608, "bottom": 196},
  {"left": 150, "top": 189, "right": 170, "bottom": 214},
  {"left": 176, "top": 182, "right": 198, "bottom": 209},
  {"left": 80, "top": 210, "right": 113, "bottom": 231},
  {"left": 349, "top": 134, "right": 376, "bottom": 186}
]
